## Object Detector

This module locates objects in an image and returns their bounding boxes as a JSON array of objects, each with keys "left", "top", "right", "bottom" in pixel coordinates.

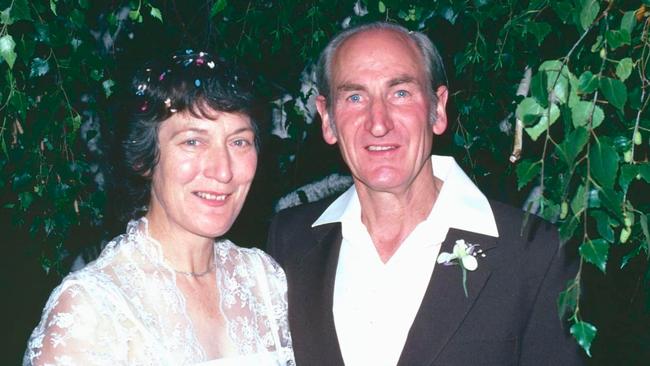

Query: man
[{"left": 267, "top": 22, "right": 583, "bottom": 366}]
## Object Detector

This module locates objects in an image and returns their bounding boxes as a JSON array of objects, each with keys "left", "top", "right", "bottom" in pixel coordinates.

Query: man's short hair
[{"left": 315, "top": 22, "right": 447, "bottom": 124}]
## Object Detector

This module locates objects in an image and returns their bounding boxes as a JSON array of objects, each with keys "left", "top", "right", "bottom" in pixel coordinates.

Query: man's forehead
[{"left": 330, "top": 29, "right": 426, "bottom": 87}]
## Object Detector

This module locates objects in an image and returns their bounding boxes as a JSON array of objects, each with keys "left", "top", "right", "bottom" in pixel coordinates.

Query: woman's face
[{"left": 147, "top": 110, "right": 257, "bottom": 241}]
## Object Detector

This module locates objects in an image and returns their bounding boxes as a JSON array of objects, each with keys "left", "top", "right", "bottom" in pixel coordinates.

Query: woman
[{"left": 24, "top": 50, "right": 294, "bottom": 365}]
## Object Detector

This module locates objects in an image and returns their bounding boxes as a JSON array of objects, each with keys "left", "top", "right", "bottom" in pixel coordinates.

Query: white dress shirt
[{"left": 312, "top": 156, "right": 499, "bottom": 366}]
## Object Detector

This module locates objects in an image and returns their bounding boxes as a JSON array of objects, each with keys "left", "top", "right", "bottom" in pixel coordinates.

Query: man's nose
[
  {"left": 366, "top": 98, "right": 393, "bottom": 136},
  {"left": 204, "top": 146, "right": 233, "bottom": 183}
]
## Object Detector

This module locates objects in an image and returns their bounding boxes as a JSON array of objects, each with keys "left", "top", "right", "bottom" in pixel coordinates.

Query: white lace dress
[{"left": 23, "top": 219, "right": 295, "bottom": 366}]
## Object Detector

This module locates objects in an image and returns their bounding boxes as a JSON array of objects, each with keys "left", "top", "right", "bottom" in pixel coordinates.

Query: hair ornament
[{"left": 136, "top": 83, "right": 147, "bottom": 96}]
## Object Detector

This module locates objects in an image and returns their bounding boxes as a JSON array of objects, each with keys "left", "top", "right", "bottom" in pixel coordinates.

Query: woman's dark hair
[{"left": 121, "top": 49, "right": 259, "bottom": 220}]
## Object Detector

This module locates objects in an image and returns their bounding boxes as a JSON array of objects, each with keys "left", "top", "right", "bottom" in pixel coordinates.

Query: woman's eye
[{"left": 232, "top": 139, "right": 252, "bottom": 147}]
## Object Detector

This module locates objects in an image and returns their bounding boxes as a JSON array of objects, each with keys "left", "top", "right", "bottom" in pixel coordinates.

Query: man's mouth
[{"left": 367, "top": 145, "right": 397, "bottom": 151}]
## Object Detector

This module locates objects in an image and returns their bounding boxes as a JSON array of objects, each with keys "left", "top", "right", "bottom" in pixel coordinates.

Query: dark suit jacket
[{"left": 267, "top": 199, "right": 584, "bottom": 366}]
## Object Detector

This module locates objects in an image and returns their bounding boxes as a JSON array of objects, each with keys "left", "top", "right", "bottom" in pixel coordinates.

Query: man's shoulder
[
  {"left": 272, "top": 197, "right": 336, "bottom": 228},
  {"left": 267, "top": 197, "right": 339, "bottom": 264}
]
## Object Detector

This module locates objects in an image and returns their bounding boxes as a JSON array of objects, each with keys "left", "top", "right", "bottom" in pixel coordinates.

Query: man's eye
[
  {"left": 348, "top": 94, "right": 362, "bottom": 103},
  {"left": 395, "top": 90, "right": 410, "bottom": 98},
  {"left": 184, "top": 139, "right": 199, "bottom": 146}
]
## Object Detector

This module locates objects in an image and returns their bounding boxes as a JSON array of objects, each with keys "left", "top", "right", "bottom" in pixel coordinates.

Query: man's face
[{"left": 317, "top": 29, "right": 448, "bottom": 195}]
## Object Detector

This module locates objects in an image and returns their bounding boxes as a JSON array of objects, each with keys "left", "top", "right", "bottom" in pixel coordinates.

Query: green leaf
[
  {"left": 621, "top": 242, "right": 644, "bottom": 268},
  {"left": 526, "top": 22, "right": 551, "bottom": 45},
  {"left": 570, "top": 183, "right": 587, "bottom": 216},
  {"left": 557, "top": 280, "right": 579, "bottom": 318},
  {"left": 557, "top": 127, "right": 589, "bottom": 166},
  {"left": 591, "top": 210, "right": 616, "bottom": 243},
  {"left": 210, "top": 0, "right": 227, "bottom": 17},
  {"left": 530, "top": 72, "right": 548, "bottom": 104},
  {"left": 102, "top": 79, "right": 115, "bottom": 98},
  {"left": 600, "top": 77, "right": 627, "bottom": 111},
  {"left": 619, "top": 164, "right": 637, "bottom": 193},
  {"left": 615, "top": 58, "right": 634, "bottom": 82},
  {"left": 129, "top": 10, "right": 141, "bottom": 21},
  {"left": 0, "top": 7, "right": 13, "bottom": 25},
  {"left": 551, "top": 1, "right": 573, "bottom": 23},
  {"left": 577, "top": 71, "right": 598, "bottom": 94},
  {"left": 559, "top": 216, "right": 580, "bottom": 244},
  {"left": 71, "top": 115, "right": 82, "bottom": 133},
  {"left": 579, "top": 0, "right": 599, "bottom": 31},
  {"left": 621, "top": 11, "right": 636, "bottom": 34},
  {"left": 516, "top": 159, "right": 541, "bottom": 190},
  {"left": 539, "top": 60, "right": 571, "bottom": 104},
  {"left": 590, "top": 141, "right": 618, "bottom": 188},
  {"left": 606, "top": 29, "right": 631, "bottom": 50},
  {"left": 580, "top": 239, "right": 609, "bottom": 273},
  {"left": 30, "top": 57, "right": 49, "bottom": 77},
  {"left": 90, "top": 69, "right": 103, "bottom": 81},
  {"left": 516, "top": 97, "right": 544, "bottom": 125},
  {"left": 637, "top": 162, "right": 650, "bottom": 183},
  {"left": 599, "top": 187, "right": 624, "bottom": 222},
  {"left": 571, "top": 101, "right": 604, "bottom": 129},
  {"left": 10, "top": 89, "right": 28, "bottom": 120},
  {"left": 9, "top": 0, "right": 32, "bottom": 22},
  {"left": 378, "top": 1, "right": 386, "bottom": 13},
  {"left": 570, "top": 320, "right": 597, "bottom": 357},
  {"left": 0, "top": 35, "right": 17, "bottom": 69},
  {"left": 149, "top": 6, "right": 163, "bottom": 22},
  {"left": 70, "top": 9, "right": 85, "bottom": 28},
  {"left": 640, "top": 214, "right": 650, "bottom": 252},
  {"left": 18, "top": 191, "right": 34, "bottom": 210},
  {"left": 524, "top": 103, "right": 560, "bottom": 141},
  {"left": 50, "top": 0, "right": 57, "bottom": 16}
]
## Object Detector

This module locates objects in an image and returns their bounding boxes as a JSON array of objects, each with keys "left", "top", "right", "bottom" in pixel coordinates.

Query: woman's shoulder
[{"left": 215, "top": 239, "right": 284, "bottom": 277}]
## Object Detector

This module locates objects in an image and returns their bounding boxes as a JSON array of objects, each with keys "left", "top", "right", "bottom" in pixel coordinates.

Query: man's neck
[{"left": 356, "top": 175, "right": 444, "bottom": 263}]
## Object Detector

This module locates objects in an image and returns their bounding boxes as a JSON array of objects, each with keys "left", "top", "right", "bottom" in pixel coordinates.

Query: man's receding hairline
[{"left": 328, "top": 28, "right": 427, "bottom": 90}]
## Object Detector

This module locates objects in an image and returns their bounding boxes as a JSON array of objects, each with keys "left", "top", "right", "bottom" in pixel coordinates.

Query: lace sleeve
[
  {"left": 255, "top": 251, "right": 294, "bottom": 360},
  {"left": 216, "top": 242, "right": 295, "bottom": 365},
  {"left": 24, "top": 280, "right": 126, "bottom": 366}
]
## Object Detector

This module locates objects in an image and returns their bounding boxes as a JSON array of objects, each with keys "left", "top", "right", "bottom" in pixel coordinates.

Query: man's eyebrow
[
  {"left": 336, "top": 83, "right": 365, "bottom": 92},
  {"left": 388, "top": 75, "right": 418, "bottom": 87}
]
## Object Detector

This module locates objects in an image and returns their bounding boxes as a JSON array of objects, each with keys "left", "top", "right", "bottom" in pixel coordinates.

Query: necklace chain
[
  {"left": 165, "top": 255, "right": 215, "bottom": 277},
  {"left": 172, "top": 261, "right": 215, "bottom": 277}
]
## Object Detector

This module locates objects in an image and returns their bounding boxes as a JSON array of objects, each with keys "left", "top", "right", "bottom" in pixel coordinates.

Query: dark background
[{"left": 2, "top": 1, "right": 649, "bottom": 364}]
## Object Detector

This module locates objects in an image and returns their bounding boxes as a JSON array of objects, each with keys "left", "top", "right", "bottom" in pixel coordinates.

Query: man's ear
[
  {"left": 432, "top": 85, "right": 449, "bottom": 136},
  {"left": 316, "top": 95, "right": 338, "bottom": 145}
]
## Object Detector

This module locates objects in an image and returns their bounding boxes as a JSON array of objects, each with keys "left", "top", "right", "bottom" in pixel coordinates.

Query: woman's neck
[{"left": 144, "top": 211, "right": 215, "bottom": 274}]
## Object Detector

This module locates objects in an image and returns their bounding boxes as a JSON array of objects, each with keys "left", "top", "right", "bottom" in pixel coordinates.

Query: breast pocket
[{"left": 433, "top": 338, "right": 518, "bottom": 366}]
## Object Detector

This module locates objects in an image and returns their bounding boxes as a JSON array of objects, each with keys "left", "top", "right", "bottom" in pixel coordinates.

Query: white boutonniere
[{"left": 437, "top": 239, "right": 485, "bottom": 297}]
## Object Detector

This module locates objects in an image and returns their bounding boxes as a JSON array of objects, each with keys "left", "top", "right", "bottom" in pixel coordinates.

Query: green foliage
[
  {"left": 0, "top": 0, "right": 160, "bottom": 273},
  {"left": 571, "top": 320, "right": 598, "bottom": 357},
  {"left": 2, "top": 0, "right": 649, "bottom": 361}
]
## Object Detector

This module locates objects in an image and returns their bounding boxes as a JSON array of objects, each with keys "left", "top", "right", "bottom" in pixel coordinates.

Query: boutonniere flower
[{"left": 437, "top": 239, "right": 485, "bottom": 297}]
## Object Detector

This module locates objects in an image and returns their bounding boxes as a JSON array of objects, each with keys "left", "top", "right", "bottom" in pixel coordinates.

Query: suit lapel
[
  {"left": 296, "top": 223, "right": 345, "bottom": 365},
  {"left": 398, "top": 228, "right": 499, "bottom": 366}
]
